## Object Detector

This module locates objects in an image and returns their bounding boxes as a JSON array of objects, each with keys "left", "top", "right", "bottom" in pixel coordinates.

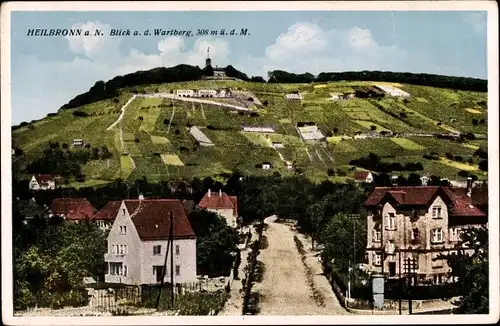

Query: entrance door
[
  {"left": 389, "top": 262, "right": 396, "bottom": 277},
  {"left": 154, "top": 266, "right": 165, "bottom": 283}
]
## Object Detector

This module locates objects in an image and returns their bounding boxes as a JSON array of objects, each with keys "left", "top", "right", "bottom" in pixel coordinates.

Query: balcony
[
  {"left": 104, "top": 253, "right": 126, "bottom": 262},
  {"left": 105, "top": 274, "right": 127, "bottom": 284}
]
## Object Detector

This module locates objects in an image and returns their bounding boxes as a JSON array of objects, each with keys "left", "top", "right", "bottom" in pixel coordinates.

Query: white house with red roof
[
  {"left": 363, "top": 179, "right": 487, "bottom": 285},
  {"left": 104, "top": 198, "right": 197, "bottom": 285},
  {"left": 197, "top": 189, "right": 239, "bottom": 228},
  {"left": 29, "top": 174, "right": 56, "bottom": 190},
  {"left": 353, "top": 171, "right": 374, "bottom": 183}
]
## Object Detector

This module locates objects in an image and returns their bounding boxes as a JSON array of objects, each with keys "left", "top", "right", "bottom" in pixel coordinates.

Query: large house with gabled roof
[
  {"left": 363, "top": 179, "right": 488, "bottom": 285},
  {"left": 104, "top": 198, "right": 197, "bottom": 285}
]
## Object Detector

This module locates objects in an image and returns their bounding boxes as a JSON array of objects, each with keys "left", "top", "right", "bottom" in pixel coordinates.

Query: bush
[
  {"left": 478, "top": 160, "right": 488, "bottom": 171},
  {"left": 370, "top": 125, "right": 377, "bottom": 131},
  {"left": 134, "top": 138, "right": 140, "bottom": 143},
  {"left": 327, "top": 168, "right": 336, "bottom": 176},
  {"left": 72, "top": 111, "right": 89, "bottom": 117}
]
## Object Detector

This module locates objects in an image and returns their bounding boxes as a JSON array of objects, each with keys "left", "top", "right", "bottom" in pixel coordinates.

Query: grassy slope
[{"left": 12, "top": 81, "right": 488, "bottom": 184}]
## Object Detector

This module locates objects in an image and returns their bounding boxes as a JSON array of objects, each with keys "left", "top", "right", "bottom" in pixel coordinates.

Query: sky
[{"left": 10, "top": 10, "right": 488, "bottom": 125}]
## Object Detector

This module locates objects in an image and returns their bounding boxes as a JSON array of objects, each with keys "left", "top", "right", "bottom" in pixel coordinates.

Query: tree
[
  {"left": 441, "top": 227, "right": 488, "bottom": 314},
  {"left": 188, "top": 208, "right": 239, "bottom": 276},
  {"left": 407, "top": 173, "right": 422, "bottom": 186},
  {"left": 320, "top": 213, "right": 366, "bottom": 273},
  {"left": 478, "top": 160, "right": 488, "bottom": 171}
]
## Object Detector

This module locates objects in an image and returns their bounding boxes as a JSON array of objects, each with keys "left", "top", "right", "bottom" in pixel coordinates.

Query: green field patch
[
  {"left": 119, "top": 155, "right": 134, "bottom": 179},
  {"left": 439, "top": 158, "right": 478, "bottom": 171},
  {"left": 415, "top": 97, "right": 429, "bottom": 103},
  {"left": 22, "top": 134, "right": 58, "bottom": 151},
  {"left": 65, "top": 179, "right": 112, "bottom": 189},
  {"left": 465, "top": 108, "right": 482, "bottom": 114},
  {"left": 327, "top": 136, "right": 344, "bottom": 144},
  {"left": 114, "top": 131, "right": 124, "bottom": 153},
  {"left": 160, "top": 154, "right": 184, "bottom": 166},
  {"left": 240, "top": 132, "right": 271, "bottom": 147},
  {"left": 353, "top": 120, "right": 391, "bottom": 132},
  {"left": 139, "top": 107, "right": 161, "bottom": 132},
  {"left": 151, "top": 135, "right": 170, "bottom": 144},
  {"left": 331, "top": 140, "right": 358, "bottom": 152},
  {"left": 124, "top": 141, "right": 142, "bottom": 156},
  {"left": 461, "top": 143, "right": 480, "bottom": 150},
  {"left": 390, "top": 137, "right": 426, "bottom": 150}
]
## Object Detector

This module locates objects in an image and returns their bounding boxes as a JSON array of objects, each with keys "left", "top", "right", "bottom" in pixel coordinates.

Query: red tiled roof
[
  {"left": 353, "top": 171, "right": 371, "bottom": 181},
  {"left": 442, "top": 187, "right": 487, "bottom": 217},
  {"left": 364, "top": 186, "right": 441, "bottom": 207},
  {"left": 471, "top": 187, "right": 488, "bottom": 207},
  {"left": 92, "top": 201, "right": 121, "bottom": 221},
  {"left": 124, "top": 199, "right": 195, "bottom": 240},
  {"left": 364, "top": 186, "right": 487, "bottom": 219},
  {"left": 34, "top": 174, "right": 55, "bottom": 183},
  {"left": 198, "top": 191, "right": 238, "bottom": 216},
  {"left": 50, "top": 198, "right": 96, "bottom": 220}
]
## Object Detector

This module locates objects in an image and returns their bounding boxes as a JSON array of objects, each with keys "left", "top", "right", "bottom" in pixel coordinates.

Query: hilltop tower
[{"left": 205, "top": 47, "right": 212, "bottom": 67}]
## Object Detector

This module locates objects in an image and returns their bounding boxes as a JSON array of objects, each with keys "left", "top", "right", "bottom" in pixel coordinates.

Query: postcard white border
[{"left": 1, "top": 1, "right": 499, "bottom": 325}]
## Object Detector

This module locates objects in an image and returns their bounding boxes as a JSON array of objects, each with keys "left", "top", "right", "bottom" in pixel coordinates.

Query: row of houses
[
  {"left": 362, "top": 179, "right": 487, "bottom": 285},
  {"left": 17, "top": 189, "right": 240, "bottom": 286},
  {"left": 175, "top": 88, "right": 232, "bottom": 98}
]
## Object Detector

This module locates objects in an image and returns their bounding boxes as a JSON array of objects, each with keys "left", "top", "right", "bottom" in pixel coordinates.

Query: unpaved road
[{"left": 253, "top": 216, "right": 348, "bottom": 315}]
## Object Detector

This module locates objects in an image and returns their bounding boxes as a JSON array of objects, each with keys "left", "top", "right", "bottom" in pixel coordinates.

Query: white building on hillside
[
  {"left": 176, "top": 89, "right": 196, "bottom": 97},
  {"left": 374, "top": 84, "right": 411, "bottom": 97},
  {"left": 285, "top": 93, "right": 303, "bottom": 100},
  {"left": 104, "top": 199, "right": 197, "bottom": 285}
]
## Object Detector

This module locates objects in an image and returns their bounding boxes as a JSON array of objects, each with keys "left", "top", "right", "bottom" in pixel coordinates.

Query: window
[
  {"left": 122, "top": 209, "right": 125, "bottom": 215},
  {"left": 374, "top": 253, "right": 382, "bottom": 266},
  {"left": 385, "top": 213, "right": 396, "bottom": 230},
  {"left": 432, "top": 206, "right": 442, "bottom": 219},
  {"left": 449, "top": 228, "right": 459, "bottom": 241},
  {"left": 175, "top": 265, "right": 181, "bottom": 276},
  {"left": 411, "top": 228, "right": 420, "bottom": 241},
  {"left": 119, "top": 225, "right": 127, "bottom": 234},
  {"left": 175, "top": 245, "right": 180, "bottom": 256},
  {"left": 403, "top": 257, "right": 419, "bottom": 272},
  {"left": 431, "top": 229, "right": 444, "bottom": 243},
  {"left": 386, "top": 241, "right": 395, "bottom": 254},
  {"left": 153, "top": 245, "right": 162, "bottom": 255},
  {"left": 372, "top": 228, "right": 381, "bottom": 242},
  {"left": 110, "top": 263, "right": 124, "bottom": 275}
]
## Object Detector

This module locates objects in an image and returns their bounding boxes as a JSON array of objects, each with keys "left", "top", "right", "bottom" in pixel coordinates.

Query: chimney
[
  {"left": 138, "top": 193, "right": 144, "bottom": 200},
  {"left": 219, "top": 189, "right": 222, "bottom": 197},
  {"left": 466, "top": 177, "right": 473, "bottom": 197},
  {"left": 208, "top": 189, "right": 211, "bottom": 197}
]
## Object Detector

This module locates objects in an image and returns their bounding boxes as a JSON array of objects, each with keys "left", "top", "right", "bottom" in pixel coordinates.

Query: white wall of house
[
  {"left": 207, "top": 208, "right": 237, "bottom": 228},
  {"left": 141, "top": 238, "right": 197, "bottom": 284},
  {"left": 105, "top": 202, "right": 143, "bottom": 285},
  {"left": 365, "top": 173, "right": 374, "bottom": 183}
]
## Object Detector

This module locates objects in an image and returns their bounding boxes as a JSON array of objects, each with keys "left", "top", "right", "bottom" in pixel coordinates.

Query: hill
[{"left": 12, "top": 79, "right": 488, "bottom": 187}]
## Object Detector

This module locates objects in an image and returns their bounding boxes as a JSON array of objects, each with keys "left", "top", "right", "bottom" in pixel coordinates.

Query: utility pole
[
  {"left": 407, "top": 257, "right": 413, "bottom": 314},
  {"left": 155, "top": 212, "right": 173, "bottom": 310},
  {"left": 398, "top": 249, "right": 402, "bottom": 315},
  {"left": 170, "top": 211, "right": 175, "bottom": 307}
]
